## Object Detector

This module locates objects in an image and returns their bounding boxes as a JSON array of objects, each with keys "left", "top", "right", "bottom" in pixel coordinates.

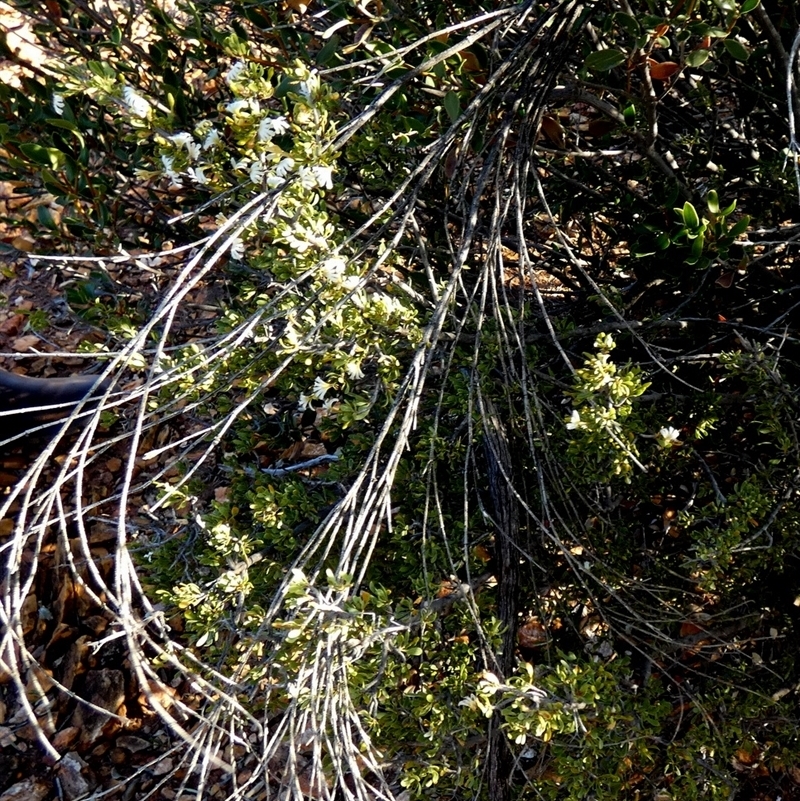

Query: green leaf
[
  {"left": 681, "top": 201, "right": 700, "bottom": 229},
  {"left": 723, "top": 39, "right": 750, "bottom": 61},
  {"left": 443, "top": 90, "right": 460, "bottom": 123},
  {"left": 740, "top": 0, "right": 760, "bottom": 12},
  {"left": 47, "top": 118, "right": 86, "bottom": 148},
  {"left": 727, "top": 215, "right": 750, "bottom": 238},
  {"left": 585, "top": 49, "right": 626, "bottom": 72},
  {"left": 706, "top": 189, "right": 719, "bottom": 214},
  {"left": 37, "top": 204, "right": 58, "bottom": 230},
  {"left": 19, "top": 142, "right": 65, "bottom": 169},
  {"left": 686, "top": 49, "right": 710, "bottom": 67},
  {"left": 720, "top": 198, "right": 737, "bottom": 216},
  {"left": 612, "top": 12, "right": 640, "bottom": 36}
]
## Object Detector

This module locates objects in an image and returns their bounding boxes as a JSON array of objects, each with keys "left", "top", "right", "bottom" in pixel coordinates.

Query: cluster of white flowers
[{"left": 52, "top": 93, "right": 65, "bottom": 116}]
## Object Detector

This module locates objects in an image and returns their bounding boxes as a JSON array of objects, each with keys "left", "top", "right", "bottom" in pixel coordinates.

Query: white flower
[
  {"left": 226, "top": 60, "right": 246, "bottom": 85},
  {"left": 322, "top": 397, "right": 339, "bottom": 412},
  {"left": 312, "top": 165, "right": 334, "bottom": 189},
  {"left": 659, "top": 426, "right": 681, "bottom": 444},
  {"left": 203, "top": 128, "right": 220, "bottom": 150},
  {"left": 230, "top": 156, "right": 249, "bottom": 170},
  {"left": 185, "top": 166, "right": 208, "bottom": 185},
  {"left": 345, "top": 360, "right": 365, "bottom": 380},
  {"left": 168, "top": 131, "right": 193, "bottom": 148},
  {"left": 319, "top": 257, "right": 346, "bottom": 283},
  {"left": 186, "top": 141, "right": 201, "bottom": 161},
  {"left": 225, "top": 99, "right": 249, "bottom": 114},
  {"left": 285, "top": 231, "right": 310, "bottom": 253},
  {"left": 275, "top": 157, "right": 295, "bottom": 177},
  {"left": 266, "top": 173, "right": 285, "bottom": 189},
  {"left": 123, "top": 85, "right": 150, "bottom": 117},
  {"left": 229, "top": 238, "right": 245, "bottom": 260},
  {"left": 297, "top": 166, "right": 317, "bottom": 190},
  {"left": 566, "top": 410, "right": 582, "bottom": 430},
  {"left": 250, "top": 159, "right": 266, "bottom": 184},
  {"left": 52, "top": 93, "right": 65, "bottom": 116},
  {"left": 160, "top": 154, "right": 181, "bottom": 185},
  {"left": 312, "top": 375, "right": 334, "bottom": 399},
  {"left": 257, "top": 115, "right": 290, "bottom": 142},
  {"left": 298, "top": 71, "right": 320, "bottom": 101},
  {"left": 272, "top": 116, "right": 290, "bottom": 135},
  {"left": 298, "top": 392, "right": 314, "bottom": 411}
]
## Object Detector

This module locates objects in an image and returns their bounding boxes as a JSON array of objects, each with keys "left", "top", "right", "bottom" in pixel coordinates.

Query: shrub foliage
[{"left": 3, "top": 0, "right": 800, "bottom": 799}]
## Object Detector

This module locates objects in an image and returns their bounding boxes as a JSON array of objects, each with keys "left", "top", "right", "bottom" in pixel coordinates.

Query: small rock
[
  {"left": 52, "top": 725, "right": 80, "bottom": 751},
  {"left": 57, "top": 751, "right": 91, "bottom": 800},
  {"left": 0, "top": 779, "right": 50, "bottom": 801},
  {"left": 150, "top": 757, "right": 173, "bottom": 776},
  {"left": 116, "top": 735, "right": 150, "bottom": 753}
]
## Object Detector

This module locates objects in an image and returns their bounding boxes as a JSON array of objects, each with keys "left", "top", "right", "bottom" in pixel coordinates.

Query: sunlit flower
[
  {"left": 275, "top": 157, "right": 295, "bottom": 177},
  {"left": 298, "top": 392, "right": 314, "bottom": 410},
  {"left": 257, "top": 115, "right": 290, "bottom": 142},
  {"left": 186, "top": 141, "right": 201, "bottom": 161},
  {"left": 226, "top": 60, "right": 246, "bottom": 85},
  {"left": 52, "top": 93, "right": 65, "bottom": 116},
  {"left": 298, "top": 71, "right": 320, "bottom": 101},
  {"left": 168, "top": 131, "right": 193, "bottom": 148},
  {"left": 230, "top": 156, "right": 249, "bottom": 170},
  {"left": 185, "top": 166, "right": 208, "bottom": 185},
  {"left": 160, "top": 154, "right": 181, "bottom": 185},
  {"left": 250, "top": 159, "right": 266, "bottom": 184},
  {"left": 658, "top": 426, "right": 681, "bottom": 444},
  {"left": 225, "top": 99, "right": 248, "bottom": 114},
  {"left": 345, "top": 360, "right": 365, "bottom": 380},
  {"left": 319, "top": 257, "right": 346, "bottom": 283},
  {"left": 312, "top": 165, "right": 334, "bottom": 189},
  {"left": 566, "top": 409, "right": 582, "bottom": 430},
  {"left": 312, "top": 375, "right": 334, "bottom": 399},
  {"left": 297, "top": 166, "right": 317, "bottom": 190},
  {"left": 266, "top": 173, "right": 285, "bottom": 189},
  {"left": 203, "top": 128, "right": 221, "bottom": 150},
  {"left": 123, "top": 85, "right": 150, "bottom": 117},
  {"left": 229, "top": 238, "right": 245, "bottom": 260}
]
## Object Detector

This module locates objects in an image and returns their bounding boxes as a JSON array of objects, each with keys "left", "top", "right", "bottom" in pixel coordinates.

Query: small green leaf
[
  {"left": 727, "top": 215, "right": 750, "bottom": 237},
  {"left": 706, "top": 189, "right": 719, "bottom": 214},
  {"left": 443, "top": 90, "right": 460, "bottom": 123},
  {"left": 723, "top": 38, "right": 750, "bottom": 61},
  {"left": 585, "top": 49, "right": 627, "bottom": 72},
  {"left": 720, "top": 198, "right": 737, "bottom": 216},
  {"left": 686, "top": 49, "right": 710, "bottom": 67},
  {"left": 682, "top": 201, "right": 700, "bottom": 229},
  {"left": 740, "top": 0, "right": 760, "bottom": 13}
]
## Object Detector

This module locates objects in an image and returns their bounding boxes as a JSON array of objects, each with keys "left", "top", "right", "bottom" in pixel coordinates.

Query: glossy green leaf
[
  {"left": 585, "top": 49, "right": 626, "bottom": 72},
  {"left": 681, "top": 201, "right": 700, "bottom": 229},
  {"left": 723, "top": 38, "right": 749, "bottom": 61},
  {"left": 443, "top": 90, "right": 460, "bottom": 123},
  {"left": 686, "top": 49, "right": 710, "bottom": 67}
]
